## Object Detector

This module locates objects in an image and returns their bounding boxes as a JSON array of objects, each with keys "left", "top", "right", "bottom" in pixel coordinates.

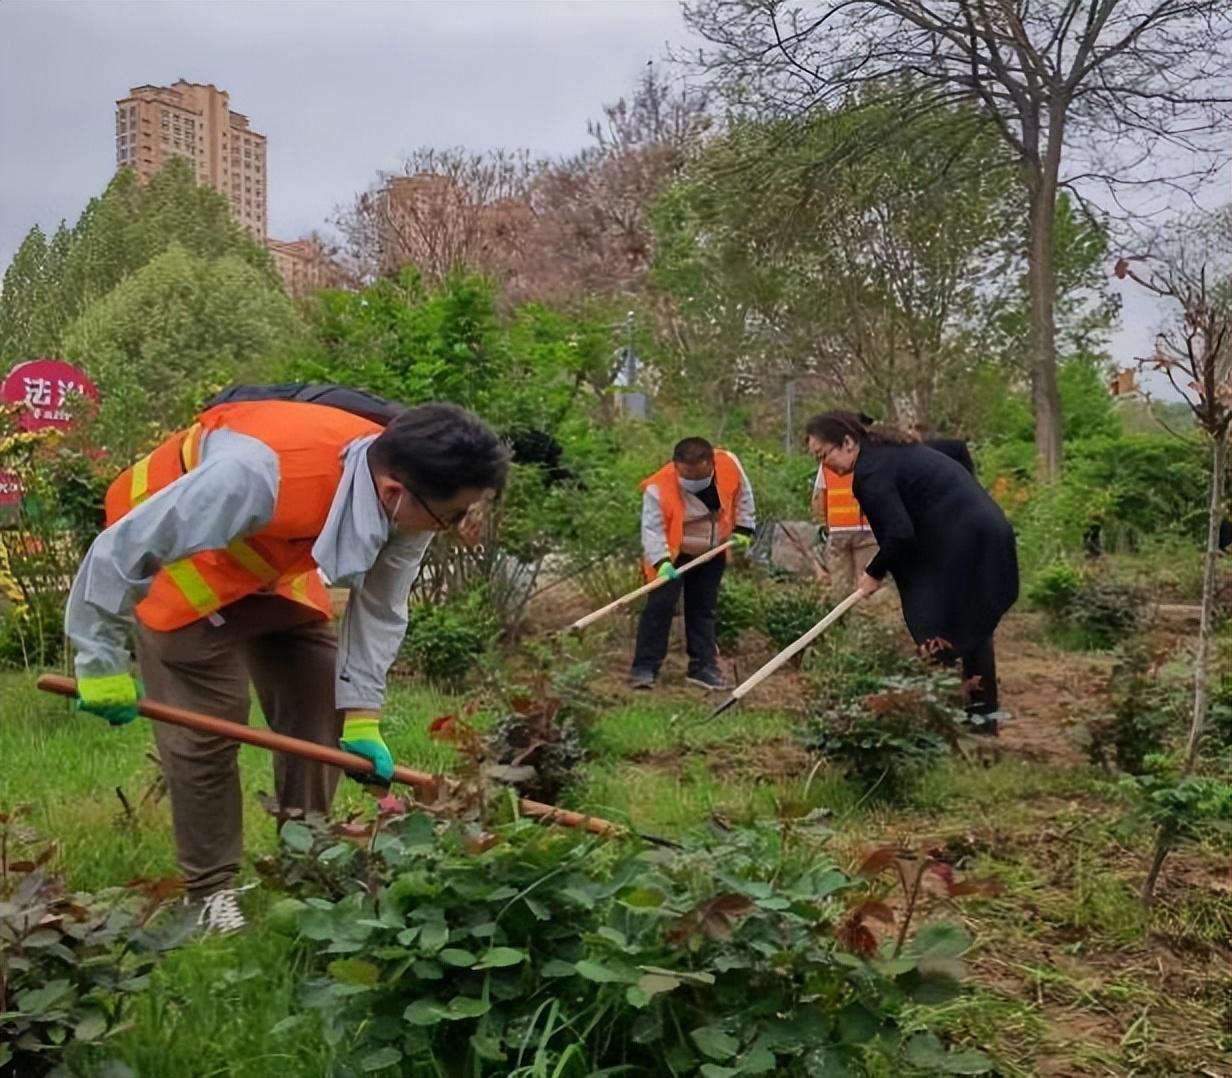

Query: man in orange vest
[
  {"left": 65, "top": 399, "right": 507, "bottom": 931},
  {"left": 630, "top": 437, "right": 756, "bottom": 690},
  {"left": 806, "top": 420, "right": 879, "bottom": 596}
]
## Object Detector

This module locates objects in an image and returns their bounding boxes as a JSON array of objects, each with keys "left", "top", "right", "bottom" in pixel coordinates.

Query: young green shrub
[
  {"left": 1027, "top": 562, "right": 1146, "bottom": 650},
  {"left": 1074, "top": 644, "right": 1183, "bottom": 774},
  {"left": 0, "top": 807, "right": 162, "bottom": 1077},
  {"left": 803, "top": 673, "right": 969, "bottom": 802},
  {"left": 715, "top": 572, "right": 762, "bottom": 648},
  {"left": 402, "top": 589, "right": 495, "bottom": 689},
  {"left": 762, "top": 583, "right": 827, "bottom": 651},
  {"left": 264, "top": 812, "right": 995, "bottom": 1077},
  {"left": 1119, "top": 757, "right": 1232, "bottom": 904},
  {"left": 803, "top": 616, "right": 919, "bottom": 710}
]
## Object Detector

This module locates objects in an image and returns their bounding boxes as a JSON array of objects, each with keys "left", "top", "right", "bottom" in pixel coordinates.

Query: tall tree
[
  {"left": 0, "top": 159, "right": 275, "bottom": 367},
  {"left": 61, "top": 243, "right": 301, "bottom": 457},
  {"left": 682, "top": 0, "right": 1232, "bottom": 478},
  {"left": 335, "top": 148, "right": 538, "bottom": 288},
  {"left": 651, "top": 96, "right": 1025, "bottom": 422},
  {"left": 0, "top": 226, "right": 48, "bottom": 362}
]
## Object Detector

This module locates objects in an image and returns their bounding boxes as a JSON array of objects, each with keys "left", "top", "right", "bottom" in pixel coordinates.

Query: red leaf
[
  {"left": 837, "top": 917, "right": 879, "bottom": 956},
  {"left": 428, "top": 714, "right": 457, "bottom": 741},
  {"left": 852, "top": 899, "right": 895, "bottom": 925},
  {"left": 927, "top": 862, "right": 956, "bottom": 888},
  {"left": 376, "top": 794, "right": 405, "bottom": 816},
  {"left": 1114, "top": 257, "right": 1129, "bottom": 279},
  {"left": 857, "top": 848, "right": 899, "bottom": 877}
]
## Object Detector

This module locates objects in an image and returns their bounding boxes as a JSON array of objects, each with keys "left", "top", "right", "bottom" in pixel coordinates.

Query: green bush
[
  {"left": 803, "top": 673, "right": 969, "bottom": 801},
  {"left": 802, "top": 616, "right": 919, "bottom": 709},
  {"left": 265, "top": 812, "right": 993, "bottom": 1077},
  {"left": 715, "top": 572, "right": 762, "bottom": 648},
  {"left": 0, "top": 596, "right": 64, "bottom": 669},
  {"left": 0, "top": 807, "right": 161, "bottom": 1077},
  {"left": 1074, "top": 644, "right": 1184, "bottom": 774},
  {"left": 1027, "top": 562, "right": 1146, "bottom": 650},
  {"left": 402, "top": 590, "right": 495, "bottom": 688},
  {"left": 762, "top": 584, "right": 828, "bottom": 651},
  {"left": 984, "top": 435, "right": 1208, "bottom": 576}
]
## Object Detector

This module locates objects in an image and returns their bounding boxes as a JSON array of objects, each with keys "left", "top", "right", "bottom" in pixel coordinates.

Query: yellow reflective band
[
  {"left": 290, "top": 572, "right": 310, "bottom": 603},
  {"left": 164, "top": 558, "right": 219, "bottom": 615},
  {"left": 226, "top": 539, "right": 278, "bottom": 581},
  {"left": 180, "top": 424, "right": 203, "bottom": 471},
  {"left": 130, "top": 455, "right": 152, "bottom": 506}
]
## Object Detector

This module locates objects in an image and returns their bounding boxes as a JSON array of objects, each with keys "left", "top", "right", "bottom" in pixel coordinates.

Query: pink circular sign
[
  {"left": 0, "top": 359, "right": 99, "bottom": 506},
  {"left": 0, "top": 359, "right": 99, "bottom": 432}
]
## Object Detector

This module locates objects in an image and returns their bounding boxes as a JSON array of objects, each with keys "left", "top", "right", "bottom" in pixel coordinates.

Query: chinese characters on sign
[
  {"left": 1, "top": 360, "right": 99, "bottom": 431},
  {"left": 0, "top": 359, "right": 100, "bottom": 507}
]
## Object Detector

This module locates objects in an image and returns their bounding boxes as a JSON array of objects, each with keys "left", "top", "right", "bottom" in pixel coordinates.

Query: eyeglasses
[
  {"left": 409, "top": 488, "right": 470, "bottom": 531},
  {"left": 813, "top": 443, "right": 839, "bottom": 466}
]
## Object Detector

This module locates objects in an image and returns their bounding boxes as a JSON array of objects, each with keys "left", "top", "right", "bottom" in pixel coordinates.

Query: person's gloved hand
[
  {"left": 76, "top": 673, "right": 140, "bottom": 726},
  {"left": 339, "top": 713, "right": 394, "bottom": 785},
  {"left": 730, "top": 532, "right": 753, "bottom": 553},
  {"left": 656, "top": 561, "right": 680, "bottom": 582}
]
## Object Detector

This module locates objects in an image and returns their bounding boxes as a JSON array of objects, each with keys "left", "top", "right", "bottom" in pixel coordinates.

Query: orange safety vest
[
  {"left": 640, "top": 449, "right": 743, "bottom": 581},
  {"left": 104, "top": 400, "right": 383, "bottom": 632},
  {"left": 820, "top": 465, "right": 868, "bottom": 530}
]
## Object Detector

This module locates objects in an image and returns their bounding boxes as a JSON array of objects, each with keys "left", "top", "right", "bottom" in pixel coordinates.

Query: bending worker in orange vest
[
  {"left": 65, "top": 399, "right": 507, "bottom": 931},
  {"left": 629, "top": 437, "right": 756, "bottom": 691}
]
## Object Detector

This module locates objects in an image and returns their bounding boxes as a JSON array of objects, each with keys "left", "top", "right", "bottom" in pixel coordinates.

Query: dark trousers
[
  {"left": 934, "top": 635, "right": 999, "bottom": 716},
  {"left": 631, "top": 552, "right": 725, "bottom": 677}
]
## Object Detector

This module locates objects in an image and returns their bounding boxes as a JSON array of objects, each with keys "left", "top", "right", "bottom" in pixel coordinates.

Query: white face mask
[{"left": 679, "top": 474, "right": 714, "bottom": 494}]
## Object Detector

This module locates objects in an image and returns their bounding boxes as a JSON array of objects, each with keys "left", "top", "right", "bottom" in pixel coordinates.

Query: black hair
[
  {"left": 673, "top": 437, "right": 714, "bottom": 465},
  {"left": 369, "top": 402, "right": 509, "bottom": 500},
  {"left": 804, "top": 410, "right": 914, "bottom": 447}
]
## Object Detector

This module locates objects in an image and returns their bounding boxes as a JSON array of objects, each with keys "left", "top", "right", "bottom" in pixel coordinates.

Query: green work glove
[
  {"left": 730, "top": 532, "right": 753, "bottom": 553},
  {"left": 76, "top": 672, "right": 140, "bottom": 727},
  {"left": 656, "top": 561, "right": 680, "bottom": 582},
  {"left": 339, "top": 714, "right": 394, "bottom": 785}
]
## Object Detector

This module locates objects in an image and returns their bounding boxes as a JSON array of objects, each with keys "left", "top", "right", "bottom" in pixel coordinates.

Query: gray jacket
[{"left": 65, "top": 428, "right": 432, "bottom": 711}]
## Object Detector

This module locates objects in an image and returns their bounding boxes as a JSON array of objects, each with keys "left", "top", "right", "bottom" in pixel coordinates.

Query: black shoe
[
  {"left": 628, "top": 669, "right": 656, "bottom": 691},
  {"left": 686, "top": 668, "right": 732, "bottom": 691}
]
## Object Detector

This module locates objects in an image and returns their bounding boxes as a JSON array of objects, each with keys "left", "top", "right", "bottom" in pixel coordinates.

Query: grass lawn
[{"left": 2, "top": 605, "right": 1229, "bottom": 1077}]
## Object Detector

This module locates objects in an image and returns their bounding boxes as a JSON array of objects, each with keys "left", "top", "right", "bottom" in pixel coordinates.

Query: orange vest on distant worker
[
  {"left": 104, "top": 400, "right": 383, "bottom": 631},
  {"left": 820, "top": 465, "right": 868, "bottom": 530},
  {"left": 640, "top": 450, "right": 743, "bottom": 581}
]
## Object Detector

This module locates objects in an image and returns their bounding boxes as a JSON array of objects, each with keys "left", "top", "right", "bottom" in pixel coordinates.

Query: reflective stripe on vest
[
  {"left": 640, "top": 450, "right": 744, "bottom": 581},
  {"left": 103, "top": 401, "right": 382, "bottom": 631}
]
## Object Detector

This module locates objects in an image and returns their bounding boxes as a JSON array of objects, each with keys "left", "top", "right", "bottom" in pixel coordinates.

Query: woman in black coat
[{"left": 805, "top": 411, "right": 1019, "bottom": 728}]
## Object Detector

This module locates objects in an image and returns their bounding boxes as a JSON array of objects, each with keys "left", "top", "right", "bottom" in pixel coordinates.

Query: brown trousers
[
  {"left": 826, "top": 530, "right": 880, "bottom": 595},
  {"left": 136, "top": 595, "right": 341, "bottom": 898}
]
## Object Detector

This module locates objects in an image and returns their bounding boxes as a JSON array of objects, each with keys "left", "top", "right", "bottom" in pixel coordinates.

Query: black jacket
[{"left": 854, "top": 442, "right": 1018, "bottom": 654}]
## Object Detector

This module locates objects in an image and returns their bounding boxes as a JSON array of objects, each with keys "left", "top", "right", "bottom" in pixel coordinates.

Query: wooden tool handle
[
  {"left": 729, "top": 589, "right": 863, "bottom": 703},
  {"left": 566, "top": 540, "right": 735, "bottom": 633},
  {"left": 37, "top": 674, "right": 618, "bottom": 838}
]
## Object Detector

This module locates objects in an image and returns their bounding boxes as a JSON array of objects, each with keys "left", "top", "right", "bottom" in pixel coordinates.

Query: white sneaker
[{"left": 195, "top": 883, "right": 256, "bottom": 935}]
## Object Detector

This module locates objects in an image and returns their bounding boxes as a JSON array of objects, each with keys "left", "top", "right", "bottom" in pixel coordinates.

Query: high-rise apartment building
[{"left": 114, "top": 80, "right": 267, "bottom": 239}]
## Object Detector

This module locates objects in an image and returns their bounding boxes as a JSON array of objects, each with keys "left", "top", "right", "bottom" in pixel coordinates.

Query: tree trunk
[
  {"left": 1025, "top": 160, "right": 1063, "bottom": 481},
  {"left": 1182, "top": 434, "right": 1227, "bottom": 771}
]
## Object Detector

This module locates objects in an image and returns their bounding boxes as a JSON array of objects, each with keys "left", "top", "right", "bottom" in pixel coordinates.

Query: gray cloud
[{"left": 0, "top": 0, "right": 684, "bottom": 261}]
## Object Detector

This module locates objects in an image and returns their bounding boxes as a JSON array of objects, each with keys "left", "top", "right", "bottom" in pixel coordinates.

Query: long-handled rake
[
  {"left": 702, "top": 590, "right": 864, "bottom": 723},
  {"left": 37, "top": 674, "right": 681, "bottom": 847}
]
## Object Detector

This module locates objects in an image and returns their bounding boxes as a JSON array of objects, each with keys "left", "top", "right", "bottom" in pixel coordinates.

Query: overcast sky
[{"left": 0, "top": 0, "right": 1202, "bottom": 384}]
